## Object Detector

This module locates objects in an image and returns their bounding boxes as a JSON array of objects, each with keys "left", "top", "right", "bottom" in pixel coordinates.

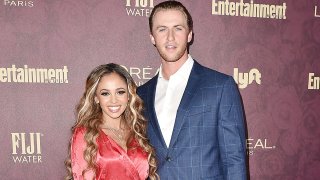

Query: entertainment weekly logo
[
  {"left": 0, "top": 64, "right": 69, "bottom": 84},
  {"left": 212, "top": 0, "right": 287, "bottom": 19},
  {"left": 125, "top": 0, "right": 155, "bottom": 17},
  {"left": 3, "top": 0, "right": 34, "bottom": 7},
  {"left": 11, "top": 132, "right": 43, "bottom": 163},
  {"left": 308, "top": 73, "right": 320, "bottom": 90},
  {"left": 315, "top": 5, "right": 320, "bottom": 17},
  {"left": 233, "top": 68, "right": 261, "bottom": 89}
]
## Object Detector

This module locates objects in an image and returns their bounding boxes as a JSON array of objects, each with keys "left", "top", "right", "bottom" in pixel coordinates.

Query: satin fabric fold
[{"left": 71, "top": 127, "right": 149, "bottom": 180}]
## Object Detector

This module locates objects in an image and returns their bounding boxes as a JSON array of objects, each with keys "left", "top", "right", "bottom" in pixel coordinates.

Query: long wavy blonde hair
[{"left": 65, "top": 63, "right": 158, "bottom": 180}]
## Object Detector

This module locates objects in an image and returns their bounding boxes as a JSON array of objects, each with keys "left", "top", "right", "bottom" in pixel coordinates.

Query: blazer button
[{"left": 165, "top": 156, "right": 172, "bottom": 162}]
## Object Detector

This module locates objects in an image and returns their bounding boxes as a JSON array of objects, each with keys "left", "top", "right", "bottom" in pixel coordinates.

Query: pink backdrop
[{"left": 1, "top": 0, "right": 320, "bottom": 179}]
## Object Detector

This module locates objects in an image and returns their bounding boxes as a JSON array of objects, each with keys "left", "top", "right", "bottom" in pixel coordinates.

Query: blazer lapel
[
  {"left": 146, "top": 75, "right": 167, "bottom": 148},
  {"left": 169, "top": 61, "right": 203, "bottom": 148}
]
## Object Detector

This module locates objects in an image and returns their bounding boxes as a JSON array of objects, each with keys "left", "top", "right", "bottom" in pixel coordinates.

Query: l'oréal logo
[
  {"left": 3, "top": 0, "right": 34, "bottom": 8},
  {"left": 246, "top": 138, "right": 276, "bottom": 155},
  {"left": 121, "top": 65, "right": 159, "bottom": 86},
  {"left": 315, "top": 6, "right": 320, "bottom": 17}
]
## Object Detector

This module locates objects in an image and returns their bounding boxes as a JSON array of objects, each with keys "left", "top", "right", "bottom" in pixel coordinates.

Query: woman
[{"left": 65, "top": 63, "right": 158, "bottom": 180}]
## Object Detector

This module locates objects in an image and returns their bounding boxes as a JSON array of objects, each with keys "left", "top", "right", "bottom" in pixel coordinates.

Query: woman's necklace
[{"left": 102, "top": 126, "right": 126, "bottom": 144}]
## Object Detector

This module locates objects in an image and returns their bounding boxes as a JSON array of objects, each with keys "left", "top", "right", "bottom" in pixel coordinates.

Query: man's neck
[{"left": 161, "top": 55, "right": 188, "bottom": 80}]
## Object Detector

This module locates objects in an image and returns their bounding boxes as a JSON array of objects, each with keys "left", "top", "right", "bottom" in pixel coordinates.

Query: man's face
[{"left": 150, "top": 9, "right": 192, "bottom": 63}]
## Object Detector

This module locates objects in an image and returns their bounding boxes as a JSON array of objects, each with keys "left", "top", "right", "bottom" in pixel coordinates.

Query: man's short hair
[{"left": 149, "top": 1, "right": 193, "bottom": 34}]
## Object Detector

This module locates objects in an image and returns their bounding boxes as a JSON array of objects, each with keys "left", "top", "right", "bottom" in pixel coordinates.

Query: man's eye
[{"left": 176, "top": 27, "right": 183, "bottom": 31}]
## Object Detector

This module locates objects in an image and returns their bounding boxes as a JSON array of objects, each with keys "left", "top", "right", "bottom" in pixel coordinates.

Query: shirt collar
[{"left": 158, "top": 54, "right": 194, "bottom": 80}]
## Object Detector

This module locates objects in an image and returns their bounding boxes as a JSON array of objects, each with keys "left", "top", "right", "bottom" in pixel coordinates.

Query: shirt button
[{"left": 165, "top": 156, "right": 172, "bottom": 162}]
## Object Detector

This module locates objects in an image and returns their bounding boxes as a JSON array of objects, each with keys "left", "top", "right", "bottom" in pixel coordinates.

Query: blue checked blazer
[{"left": 137, "top": 61, "right": 247, "bottom": 180}]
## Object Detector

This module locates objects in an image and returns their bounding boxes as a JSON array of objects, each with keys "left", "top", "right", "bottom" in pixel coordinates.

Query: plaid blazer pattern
[{"left": 137, "top": 61, "right": 247, "bottom": 180}]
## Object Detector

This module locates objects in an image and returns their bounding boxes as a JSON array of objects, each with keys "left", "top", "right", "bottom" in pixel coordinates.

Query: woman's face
[{"left": 95, "top": 72, "right": 129, "bottom": 122}]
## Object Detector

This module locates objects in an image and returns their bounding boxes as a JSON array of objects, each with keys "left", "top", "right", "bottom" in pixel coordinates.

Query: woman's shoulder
[
  {"left": 72, "top": 126, "right": 87, "bottom": 140},
  {"left": 74, "top": 126, "right": 86, "bottom": 133}
]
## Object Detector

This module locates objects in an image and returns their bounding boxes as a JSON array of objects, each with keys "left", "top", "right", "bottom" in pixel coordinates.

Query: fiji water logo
[
  {"left": 125, "top": 0, "right": 154, "bottom": 17},
  {"left": 11, "top": 133, "right": 43, "bottom": 163}
]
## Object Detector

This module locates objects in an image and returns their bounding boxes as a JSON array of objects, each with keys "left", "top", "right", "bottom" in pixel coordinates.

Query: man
[{"left": 137, "top": 1, "right": 247, "bottom": 179}]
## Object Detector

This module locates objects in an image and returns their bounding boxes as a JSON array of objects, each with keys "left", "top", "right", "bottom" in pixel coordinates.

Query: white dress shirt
[{"left": 155, "top": 55, "right": 194, "bottom": 147}]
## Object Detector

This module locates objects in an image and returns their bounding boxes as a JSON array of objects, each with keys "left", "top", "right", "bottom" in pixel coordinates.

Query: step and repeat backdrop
[{"left": 1, "top": 0, "right": 319, "bottom": 179}]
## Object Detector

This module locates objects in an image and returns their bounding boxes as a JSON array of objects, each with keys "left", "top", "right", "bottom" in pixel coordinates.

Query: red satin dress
[{"left": 71, "top": 127, "right": 149, "bottom": 180}]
